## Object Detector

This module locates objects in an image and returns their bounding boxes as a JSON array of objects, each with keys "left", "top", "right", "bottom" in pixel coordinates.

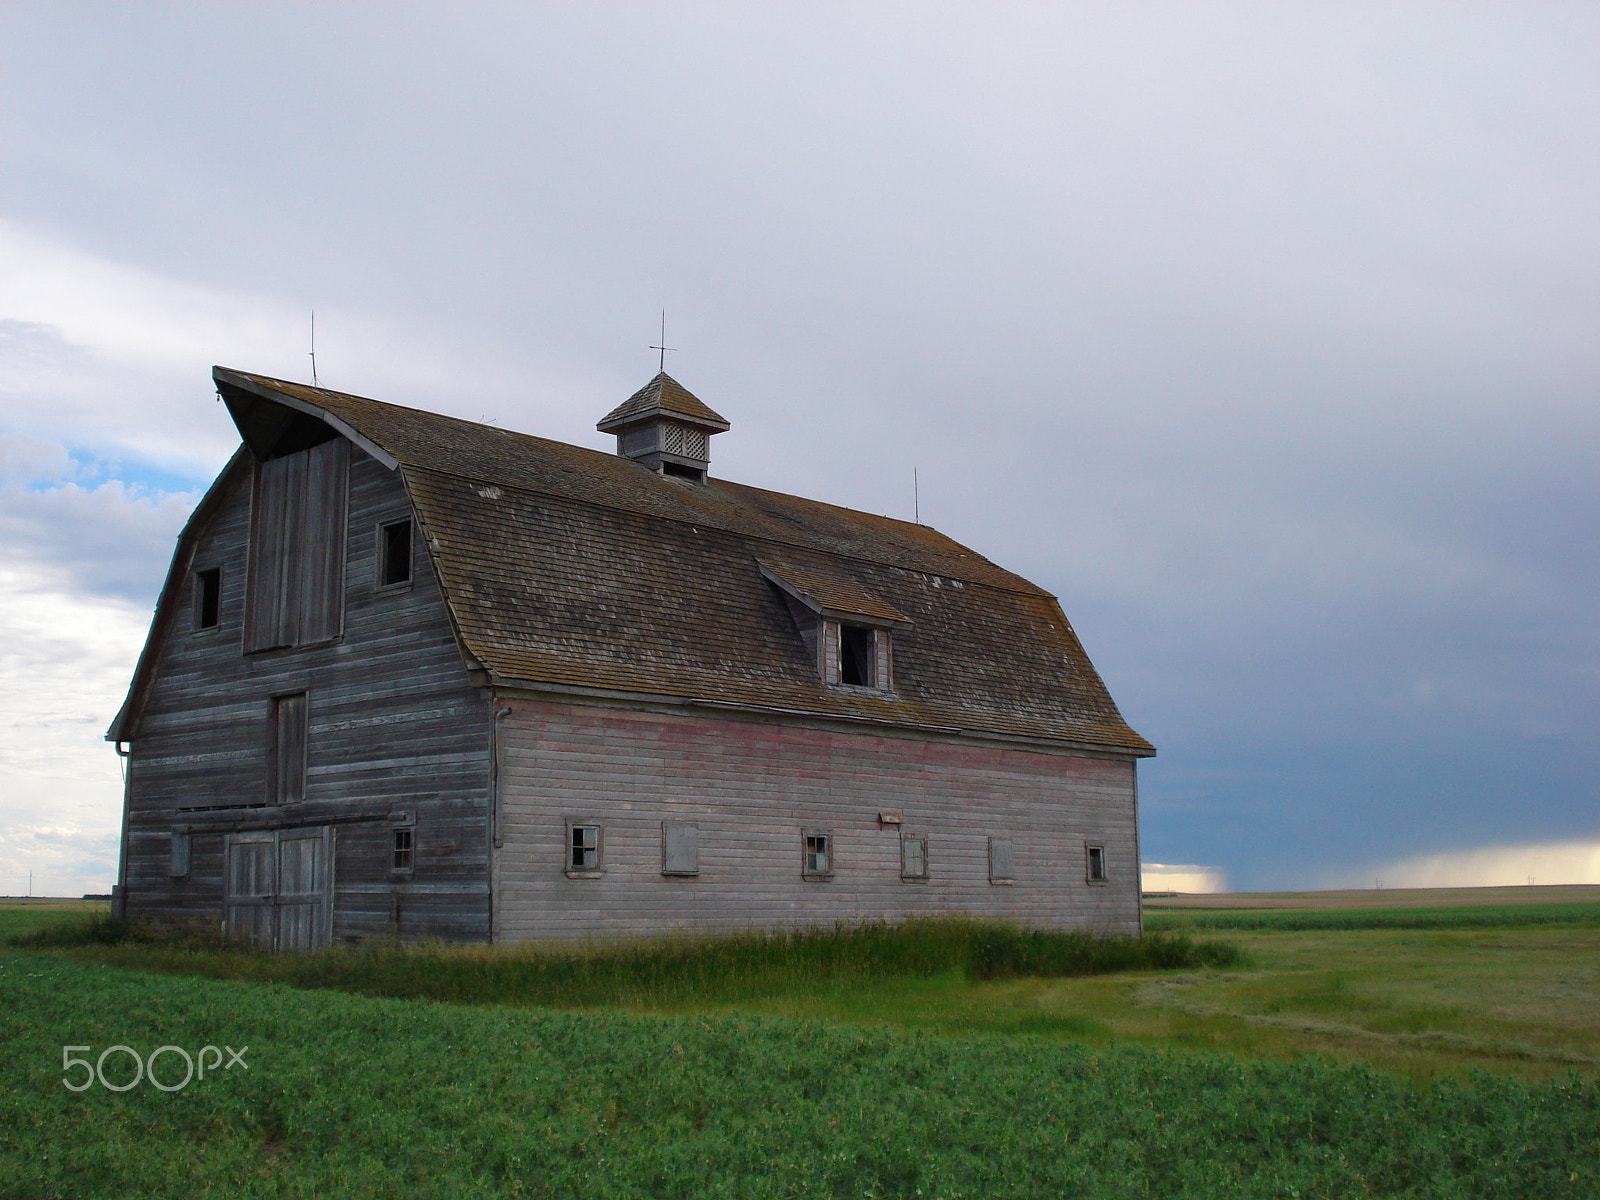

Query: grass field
[{"left": 4, "top": 897, "right": 1597, "bottom": 1197}]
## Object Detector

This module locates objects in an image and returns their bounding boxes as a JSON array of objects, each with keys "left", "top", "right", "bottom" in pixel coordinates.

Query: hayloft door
[{"left": 225, "top": 827, "right": 334, "bottom": 950}]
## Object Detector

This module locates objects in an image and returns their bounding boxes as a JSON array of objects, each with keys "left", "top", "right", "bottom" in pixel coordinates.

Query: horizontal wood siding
[
  {"left": 494, "top": 699, "right": 1140, "bottom": 941},
  {"left": 123, "top": 445, "right": 492, "bottom": 942}
]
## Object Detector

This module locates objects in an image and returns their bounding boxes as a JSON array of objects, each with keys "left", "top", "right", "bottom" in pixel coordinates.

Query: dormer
[
  {"left": 597, "top": 372, "right": 730, "bottom": 483},
  {"left": 758, "top": 552, "right": 912, "bottom": 692}
]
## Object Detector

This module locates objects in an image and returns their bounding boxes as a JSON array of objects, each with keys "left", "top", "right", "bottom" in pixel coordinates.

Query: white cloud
[
  {"left": 1141, "top": 863, "right": 1229, "bottom": 895},
  {"left": 1340, "top": 840, "right": 1600, "bottom": 889},
  {"left": 0, "top": 560, "right": 148, "bottom": 896}
]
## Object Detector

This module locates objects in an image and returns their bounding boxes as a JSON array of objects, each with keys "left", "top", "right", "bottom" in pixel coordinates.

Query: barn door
[
  {"left": 275, "top": 828, "right": 331, "bottom": 950},
  {"left": 225, "top": 827, "right": 334, "bottom": 950}
]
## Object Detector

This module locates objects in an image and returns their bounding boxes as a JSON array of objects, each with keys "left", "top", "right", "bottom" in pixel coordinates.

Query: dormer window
[
  {"left": 839, "top": 624, "right": 876, "bottom": 687},
  {"left": 757, "top": 553, "right": 910, "bottom": 693}
]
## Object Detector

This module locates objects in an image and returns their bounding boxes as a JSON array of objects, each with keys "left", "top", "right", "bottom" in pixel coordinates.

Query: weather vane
[{"left": 649, "top": 310, "right": 677, "bottom": 373}]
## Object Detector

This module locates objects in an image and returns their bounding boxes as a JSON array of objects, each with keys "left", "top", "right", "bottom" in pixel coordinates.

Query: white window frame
[{"left": 1085, "top": 843, "right": 1108, "bottom": 884}]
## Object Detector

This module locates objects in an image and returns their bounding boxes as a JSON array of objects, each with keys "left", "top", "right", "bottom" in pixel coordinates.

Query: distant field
[
  {"left": 1145, "top": 884, "right": 1600, "bottom": 910},
  {"left": 0, "top": 900, "right": 108, "bottom": 941}
]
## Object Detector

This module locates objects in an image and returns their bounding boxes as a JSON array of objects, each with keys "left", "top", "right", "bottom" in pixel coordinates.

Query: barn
[{"left": 107, "top": 366, "right": 1155, "bottom": 947}]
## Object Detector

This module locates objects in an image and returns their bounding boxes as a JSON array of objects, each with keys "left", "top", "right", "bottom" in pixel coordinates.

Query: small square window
[
  {"left": 988, "top": 836, "right": 1015, "bottom": 885},
  {"left": 900, "top": 833, "right": 928, "bottom": 882},
  {"left": 378, "top": 519, "right": 413, "bottom": 588},
  {"left": 1086, "top": 844, "right": 1107, "bottom": 883},
  {"left": 194, "top": 568, "right": 221, "bottom": 630},
  {"left": 802, "top": 830, "right": 833, "bottom": 880},
  {"left": 566, "top": 823, "right": 603, "bottom": 877},
  {"left": 392, "top": 827, "right": 414, "bottom": 874},
  {"left": 169, "top": 831, "right": 191, "bottom": 878}
]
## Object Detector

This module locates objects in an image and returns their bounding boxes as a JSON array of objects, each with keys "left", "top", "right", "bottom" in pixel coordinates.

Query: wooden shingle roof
[
  {"left": 597, "top": 372, "right": 730, "bottom": 432},
  {"left": 211, "top": 367, "right": 1154, "bottom": 754}
]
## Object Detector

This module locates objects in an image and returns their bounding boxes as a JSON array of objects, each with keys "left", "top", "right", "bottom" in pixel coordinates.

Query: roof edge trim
[{"left": 479, "top": 672, "right": 1157, "bottom": 758}]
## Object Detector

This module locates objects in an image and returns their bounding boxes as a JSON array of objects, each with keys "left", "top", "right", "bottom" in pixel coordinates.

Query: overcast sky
[{"left": 1, "top": 4, "right": 1595, "bottom": 896}]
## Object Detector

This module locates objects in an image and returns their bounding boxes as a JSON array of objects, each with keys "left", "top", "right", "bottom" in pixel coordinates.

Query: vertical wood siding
[
  {"left": 494, "top": 698, "right": 1141, "bottom": 941},
  {"left": 123, "top": 444, "right": 492, "bottom": 942}
]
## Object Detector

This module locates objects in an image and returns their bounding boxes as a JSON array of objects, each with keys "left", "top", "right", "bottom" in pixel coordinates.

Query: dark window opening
[
  {"left": 195, "top": 568, "right": 221, "bottom": 630},
  {"left": 1087, "top": 845, "right": 1107, "bottom": 882},
  {"left": 392, "top": 828, "right": 414, "bottom": 872},
  {"left": 379, "top": 519, "right": 412, "bottom": 587},
  {"left": 840, "top": 624, "right": 875, "bottom": 686},
  {"left": 661, "top": 461, "right": 704, "bottom": 482},
  {"left": 570, "top": 824, "right": 600, "bottom": 871}
]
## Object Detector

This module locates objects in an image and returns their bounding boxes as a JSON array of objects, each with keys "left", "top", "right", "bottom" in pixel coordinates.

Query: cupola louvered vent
[{"left": 597, "top": 373, "right": 729, "bottom": 483}]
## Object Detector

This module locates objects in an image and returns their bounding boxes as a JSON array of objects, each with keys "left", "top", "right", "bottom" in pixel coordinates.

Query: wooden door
[
  {"left": 276, "top": 829, "right": 330, "bottom": 950},
  {"left": 225, "top": 828, "right": 333, "bottom": 950}
]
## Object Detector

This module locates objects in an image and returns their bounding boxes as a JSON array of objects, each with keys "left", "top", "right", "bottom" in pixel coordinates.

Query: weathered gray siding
[
  {"left": 121, "top": 444, "right": 492, "bottom": 942},
  {"left": 493, "top": 697, "right": 1140, "bottom": 941}
]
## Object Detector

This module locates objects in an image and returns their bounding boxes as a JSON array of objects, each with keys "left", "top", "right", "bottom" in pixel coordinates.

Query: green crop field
[{"left": 4, "top": 899, "right": 1597, "bottom": 1198}]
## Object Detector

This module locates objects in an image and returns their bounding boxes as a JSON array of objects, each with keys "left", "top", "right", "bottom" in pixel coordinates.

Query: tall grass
[{"left": 16, "top": 915, "right": 1239, "bottom": 1009}]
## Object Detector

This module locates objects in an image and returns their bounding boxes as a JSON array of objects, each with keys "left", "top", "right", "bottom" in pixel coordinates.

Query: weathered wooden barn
[{"left": 107, "top": 366, "right": 1155, "bottom": 947}]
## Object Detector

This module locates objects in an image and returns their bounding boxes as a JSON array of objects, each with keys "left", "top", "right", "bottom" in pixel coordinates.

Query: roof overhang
[
  {"left": 214, "top": 366, "right": 400, "bottom": 470},
  {"left": 757, "top": 560, "right": 913, "bottom": 630}
]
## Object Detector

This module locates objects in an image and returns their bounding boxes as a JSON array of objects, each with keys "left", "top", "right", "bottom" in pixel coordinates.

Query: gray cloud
[{"left": 0, "top": 3, "right": 1594, "bottom": 891}]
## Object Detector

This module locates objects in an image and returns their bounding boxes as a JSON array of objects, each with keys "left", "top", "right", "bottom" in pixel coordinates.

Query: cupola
[{"left": 597, "top": 372, "right": 730, "bottom": 483}]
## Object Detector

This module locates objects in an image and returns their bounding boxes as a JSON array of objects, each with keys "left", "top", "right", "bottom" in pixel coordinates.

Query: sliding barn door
[{"left": 225, "top": 827, "right": 334, "bottom": 950}]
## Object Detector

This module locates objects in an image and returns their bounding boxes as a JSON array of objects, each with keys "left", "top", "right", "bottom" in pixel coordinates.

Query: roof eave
[{"left": 477, "top": 671, "right": 1156, "bottom": 758}]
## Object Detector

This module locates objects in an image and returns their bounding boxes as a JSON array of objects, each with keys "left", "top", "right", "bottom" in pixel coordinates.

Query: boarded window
[
  {"left": 566, "top": 823, "right": 603, "bottom": 876},
  {"left": 1086, "top": 844, "right": 1107, "bottom": 883},
  {"left": 662, "top": 822, "right": 699, "bottom": 876},
  {"left": 269, "top": 693, "right": 308, "bottom": 806},
  {"left": 169, "top": 831, "right": 191, "bottom": 878},
  {"left": 901, "top": 834, "right": 928, "bottom": 881},
  {"left": 244, "top": 439, "right": 349, "bottom": 651},
  {"left": 988, "top": 836, "right": 1015, "bottom": 885},
  {"left": 378, "top": 518, "right": 412, "bottom": 587},
  {"left": 803, "top": 830, "right": 833, "bottom": 880},
  {"left": 194, "top": 568, "right": 221, "bottom": 630}
]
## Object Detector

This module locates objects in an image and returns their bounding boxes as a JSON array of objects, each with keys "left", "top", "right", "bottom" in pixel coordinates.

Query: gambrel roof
[{"left": 112, "top": 367, "right": 1153, "bottom": 755}]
